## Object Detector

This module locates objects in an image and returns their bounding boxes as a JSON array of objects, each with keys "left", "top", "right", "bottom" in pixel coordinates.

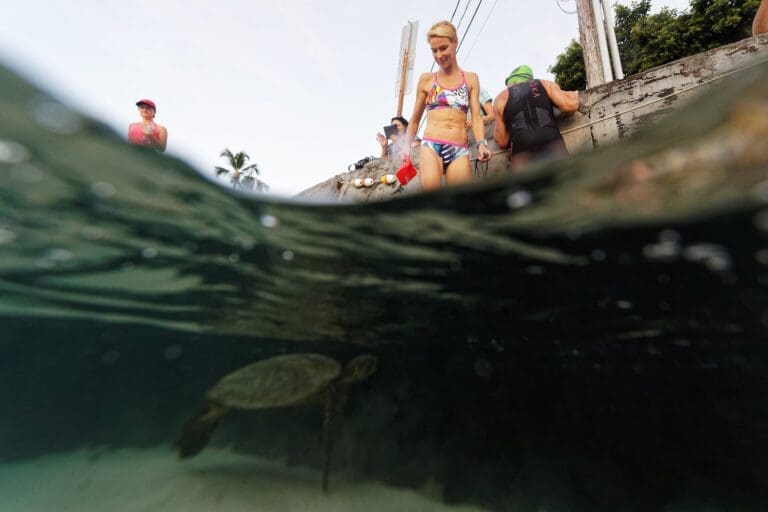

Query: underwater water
[{"left": 1, "top": 60, "right": 768, "bottom": 512}]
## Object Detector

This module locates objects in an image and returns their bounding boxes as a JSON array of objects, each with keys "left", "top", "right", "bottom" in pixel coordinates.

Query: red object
[
  {"left": 396, "top": 154, "right": 417, "bottom": 185},
  {"left": 135, "top": 99, "right": 157, "bottom": 110}
]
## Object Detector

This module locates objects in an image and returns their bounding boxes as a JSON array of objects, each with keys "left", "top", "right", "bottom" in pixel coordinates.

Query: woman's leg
[
  {"left": 444, "top": 155, "right": 472, "bottom": 186},
  {"left": 755, "top": 0, "right": 768, "bottom": 36},
  {"left": 419, "top": 145, "right": 444, "bottom": 191}
]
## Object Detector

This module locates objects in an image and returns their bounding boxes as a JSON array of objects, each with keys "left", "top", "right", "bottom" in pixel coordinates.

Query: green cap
[{"left": 505, "top": 65, "right": 533, "bottom": 86}]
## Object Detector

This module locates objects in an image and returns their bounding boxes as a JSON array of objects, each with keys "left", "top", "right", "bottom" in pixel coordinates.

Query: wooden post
[
  {"left": 575, "top": 0, "right": 606, "bottom": 88},
  {"left": 396, "top": 47, "right": 409, "bottom": 117}
]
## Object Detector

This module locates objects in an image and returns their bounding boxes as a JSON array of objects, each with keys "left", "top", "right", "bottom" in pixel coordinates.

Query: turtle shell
[{"left": 206, "top": 353, "right": 341, "bottom": 410}]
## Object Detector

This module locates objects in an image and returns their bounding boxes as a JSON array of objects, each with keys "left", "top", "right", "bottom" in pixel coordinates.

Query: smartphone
[{"left": 383, "top": 124, "right": 398, "bottom": 139}]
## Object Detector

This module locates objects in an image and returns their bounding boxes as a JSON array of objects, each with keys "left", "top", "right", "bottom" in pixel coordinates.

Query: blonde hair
[{"left": 427, "top": 21, "right": 458, "bottom": 43}]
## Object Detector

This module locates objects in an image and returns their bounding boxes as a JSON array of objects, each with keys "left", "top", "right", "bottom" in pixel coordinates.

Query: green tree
[
  {"left": 549, "top": 0, "right": 759, "bottom": 90},
  {"left": 549, "top": 39, "right": 587, "bottom": 91},
  {"left": 215, "top": 149, "right": 269, "bottom": 192}
]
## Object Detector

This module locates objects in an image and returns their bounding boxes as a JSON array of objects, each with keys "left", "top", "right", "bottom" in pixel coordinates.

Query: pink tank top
[{"left": 128, "top": 122, "right": 160, "bottom": 146}]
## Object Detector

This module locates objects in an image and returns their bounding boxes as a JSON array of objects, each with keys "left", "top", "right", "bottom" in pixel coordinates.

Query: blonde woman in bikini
[{"left": 404, "top": 21, "right": 491, "bottom": 191}]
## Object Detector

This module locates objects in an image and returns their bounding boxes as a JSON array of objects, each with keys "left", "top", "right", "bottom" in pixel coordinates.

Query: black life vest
[{"left": 503, "top": 79, "right": 567, "bottom": 156}]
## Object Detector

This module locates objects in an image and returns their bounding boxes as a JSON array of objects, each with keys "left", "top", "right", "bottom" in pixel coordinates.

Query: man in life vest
[
  {"left": 492, "top": 65, "right": 579, "bottom": 169},
  {"left": 128, "top": 99, "right": 168, "bottom": 152}
]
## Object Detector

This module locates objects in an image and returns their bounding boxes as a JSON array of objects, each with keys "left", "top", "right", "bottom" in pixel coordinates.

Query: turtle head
[{"left": 340, "top": 354, "right": 377, "bottom": 384}]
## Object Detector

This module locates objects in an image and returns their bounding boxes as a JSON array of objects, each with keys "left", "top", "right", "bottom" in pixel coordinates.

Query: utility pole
[{"left": 575, "top": 0, "right": 607, "bottom": 87}]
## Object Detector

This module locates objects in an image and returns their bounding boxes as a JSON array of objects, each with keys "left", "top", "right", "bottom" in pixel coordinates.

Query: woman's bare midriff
[{"left": 423, "top": 109, "right": 468, "bottom": 144}]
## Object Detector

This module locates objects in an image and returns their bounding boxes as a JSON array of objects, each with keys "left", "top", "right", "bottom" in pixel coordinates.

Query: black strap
[{"left": 474, "top": 159, "right": 488, "bottom": 177}]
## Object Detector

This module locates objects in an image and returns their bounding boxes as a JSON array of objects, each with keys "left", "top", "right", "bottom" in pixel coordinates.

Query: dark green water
[{"left": 1, "top": 61, "right": 768, "bottom": 511}]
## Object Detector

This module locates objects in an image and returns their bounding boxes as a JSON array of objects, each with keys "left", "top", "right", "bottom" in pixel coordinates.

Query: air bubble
[
  {"left": 751, "top": 180, "right": 768, "bottom": 203},
  {"left": 141, "top": 247, "right": 158, "bottom": 259},
  {"left": 259, "top": 214, "right": 279, "bottom": 228},
  {"left": 643, "top": 240, "right": 680, "bottom": 261},
  {"left": 591, "top": 249, "right": 607, "bottom": 261},
  {"left": 754, "top": 210, "right": 768, "bottom": 232},
  {"left": 566, "top": 228, "right": 583, "bottom": 240},
  {"left": 0, "top": 139, "right": 30, "bottom": 164},
  {"left": 35, "top": 259, "right": 55, "bottom": 269},
  {"left": 755, "top": 249, "right": 768, "bottom": 266},
  {"left": 90, "top": 182, "right": 116, "bottom": 199},
  {"left": 228, "top": 253, "right": 240, "bottom": 263},
  {"left": 80, "top": 226, "right": 106, "bottom": 240},
  {"left": 10, "top": 163, "right": 43, "bottom": 183},
  {"left": 44, "top": 248, "right": 74, "bottom": 262},
  {"left": 683, "top": 244, "right": 732, "bottom": 272},
  {"left": 163, "top": 344, "right": 183, "bottom": 360},
  {"left": 0, "top": 228, "right": 16, "bottom": 244},
  {"left": 474, "top": 358, "right": 493, "bottom": 378},
  {"left": 101, "top": 350, "right": 120, "bottom": 364},
  {"left": 658, "top": 229, "right": 681, "bottom": 243},
  {"left": 282, "top": 250, "right": 295, "bottom": 261},
  {"left": 234, "top": 236, "right": 255, "bottom": 250},
  {"left": 30, "top": 99, "right": 82, "bottom": 134},
  {"left": 617, "top": 300, "right": 633, "bottom": 310},
  {"left": 506, "top": 190, "right": 532, "bottom": 210}
]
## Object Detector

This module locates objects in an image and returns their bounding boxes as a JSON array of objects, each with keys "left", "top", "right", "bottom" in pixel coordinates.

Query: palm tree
[{"left": 215, "top": 149, "right": 270, "bottom": 192}]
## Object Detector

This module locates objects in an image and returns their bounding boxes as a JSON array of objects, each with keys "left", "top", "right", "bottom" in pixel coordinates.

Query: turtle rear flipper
[
  {"left": 322, "top": 384, "right": 348, "bottom": 492},
  {"left": 176, "top": 403, "right": 229, "bottom": 459}
]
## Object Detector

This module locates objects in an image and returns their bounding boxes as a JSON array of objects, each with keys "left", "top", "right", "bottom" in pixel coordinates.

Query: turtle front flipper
[
  {"left": 176, "top": 403, "right": 229, "bottom": 459},
  {"left": 322, "top": 383, "right": 348, "bottom": 493}
]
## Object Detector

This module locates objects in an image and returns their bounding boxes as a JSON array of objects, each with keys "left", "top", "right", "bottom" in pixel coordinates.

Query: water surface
[{"left": 1, "top": 62, "right": 768, "bottom": 511}]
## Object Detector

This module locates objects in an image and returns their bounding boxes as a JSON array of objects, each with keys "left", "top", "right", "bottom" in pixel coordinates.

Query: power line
[
  {"left": 457, "top": 0, "right": 484, "bottom": 52},
  {"left": 556, "top": 0, "right": 577, "bottom": 15},
  {"left": 462, "top": 0, "right": 499, "bottom": 61},
  {"left": 432, "top": 0, "right": 473, "bottom": 72},
  {"left": 448, "top": 0, "right": 462, "bottom": 22},
  {"left": 454, "top": 0, "right": 474, "bottom": 33}
]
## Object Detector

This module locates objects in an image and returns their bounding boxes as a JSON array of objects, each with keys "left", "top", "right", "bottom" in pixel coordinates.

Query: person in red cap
[{"left": 128, "top": 99, "right": 167, "bottom": 152}]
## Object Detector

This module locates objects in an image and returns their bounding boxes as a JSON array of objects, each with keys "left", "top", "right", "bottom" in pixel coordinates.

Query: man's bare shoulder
[
  {"left": 493, "top": 87, "right": 509, "bottom": 104},
  {"left": 538, "top": 78, "right": 557, "bottom": 91}
]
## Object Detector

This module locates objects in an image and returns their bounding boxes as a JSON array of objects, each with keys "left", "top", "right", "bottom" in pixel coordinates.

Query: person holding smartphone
[
  {"left": 128, "top": 99, "right": 167, "bottom": 152},
  {"left": 376, "top": 116, "right": 409, "bottom": 158},
  {"left": 403, "top": 20, "right": 491, "bottom": 191}
]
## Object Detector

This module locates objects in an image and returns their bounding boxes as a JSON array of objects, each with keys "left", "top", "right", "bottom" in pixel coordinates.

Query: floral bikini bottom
[{"left": 421, "top": 137, "right": 469, "bottom": 170}]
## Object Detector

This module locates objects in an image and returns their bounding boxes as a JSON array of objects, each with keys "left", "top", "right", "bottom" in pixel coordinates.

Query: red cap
[{"left": 136, "top": 99, "right": 156, "bottom": 110}]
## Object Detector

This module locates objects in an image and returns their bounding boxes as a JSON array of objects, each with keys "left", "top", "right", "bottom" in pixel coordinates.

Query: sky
[{"left": 0, "top": 0, "right": 690, "bottom": 197}]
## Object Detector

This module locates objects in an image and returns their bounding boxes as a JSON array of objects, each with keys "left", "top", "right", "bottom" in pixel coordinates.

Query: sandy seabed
[{"left": 0, "top": 447, "right": 487, "bottom": 512}]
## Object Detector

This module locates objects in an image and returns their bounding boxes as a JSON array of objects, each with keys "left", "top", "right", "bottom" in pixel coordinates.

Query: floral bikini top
[{"left": 426, "top": 72, "right": 469, "bottom": 113}]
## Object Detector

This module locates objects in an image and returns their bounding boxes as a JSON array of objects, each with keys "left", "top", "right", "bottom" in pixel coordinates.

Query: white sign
[{"left": 394, "top": 21, "right": 419, "bottom": 98}]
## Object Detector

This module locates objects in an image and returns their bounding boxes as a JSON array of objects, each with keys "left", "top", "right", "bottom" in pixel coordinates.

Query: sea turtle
[{"left": 175, "top": 352, "right": 377, "bottom": 491}]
